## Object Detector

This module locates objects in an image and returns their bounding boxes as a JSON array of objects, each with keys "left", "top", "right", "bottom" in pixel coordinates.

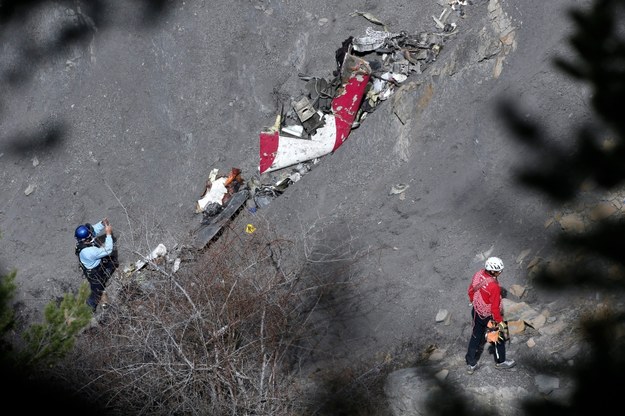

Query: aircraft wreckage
[{"left": 259, "top": 24, "right": 455, "bottom": 174}]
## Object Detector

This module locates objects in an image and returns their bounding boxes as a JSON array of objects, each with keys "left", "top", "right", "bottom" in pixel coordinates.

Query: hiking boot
[
  {"left": 467, "top": 363, "right": 479, "bottom": 375},
  {"left": 495, "top": 359, "right": 516, "bottom": 370},
  {"left": 99, "top": 291, "right": 109, "bottom": 309}
]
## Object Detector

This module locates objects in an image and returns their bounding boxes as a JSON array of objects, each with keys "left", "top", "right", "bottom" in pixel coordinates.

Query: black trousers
[
  {"left": 465, "top": 307, "right": 506, "bottom": 365},
  {"left": 83, "top": 259, "right": 114, "bottom": 311}
]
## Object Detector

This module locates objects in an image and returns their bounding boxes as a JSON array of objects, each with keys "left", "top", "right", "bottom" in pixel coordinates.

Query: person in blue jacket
[{"left": 74, "top": 217, "right": 116, "bottom": 311}]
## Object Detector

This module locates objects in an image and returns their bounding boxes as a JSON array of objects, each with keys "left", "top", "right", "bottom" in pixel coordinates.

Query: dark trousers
[
  {"left": 84, "top": 260, "right": 113, "bottom": 311},
  {"left": 465, "top": 307, "right": 506, "bottom": 365}
]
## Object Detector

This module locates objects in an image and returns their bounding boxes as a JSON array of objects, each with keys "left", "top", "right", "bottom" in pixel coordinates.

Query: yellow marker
[{"left": 246, "top": 224, "right": 256, "bottom": 234}]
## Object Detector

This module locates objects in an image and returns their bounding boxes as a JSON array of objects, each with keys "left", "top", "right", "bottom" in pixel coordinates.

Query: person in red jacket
[{"left": 465, "top": 256, "right": 516, "bottom": 374}]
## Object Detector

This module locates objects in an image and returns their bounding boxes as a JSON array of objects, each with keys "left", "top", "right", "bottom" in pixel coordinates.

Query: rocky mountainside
[{"left": 2, "top": 0, "right": 615, "bottom": 414}]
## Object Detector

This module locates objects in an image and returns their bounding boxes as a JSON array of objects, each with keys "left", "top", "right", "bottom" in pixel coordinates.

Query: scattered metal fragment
[
  {"left": 390, "top": 183, "right": 409, "bottom": 195},
  {"left": 24, "top": 184, "right": 35, "bottom": 195},
  {"left": 352, "top": 27, "right": 400, "bottom": 52},
  {"left": 350, "top": 11, "right": 389, "bottom": 31},
  {"left": 432, "top": 15, "right": 445, "bottom": 30},
  {"left": 172, "top": 258, "right": 181, "bottom": 273},
  {"left": 195, "top": 189, "right": 250, "bottom": 249}
]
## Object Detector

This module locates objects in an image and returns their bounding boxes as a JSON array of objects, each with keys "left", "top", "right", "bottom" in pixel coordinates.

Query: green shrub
[
  {"left": 0, "top": 270, "right": 17, "bottom": 339},
  {"left": 21, "top": 282, "right": 93, "bottom": 367}
]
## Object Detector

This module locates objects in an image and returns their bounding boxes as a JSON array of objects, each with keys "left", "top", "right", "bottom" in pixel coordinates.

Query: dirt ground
[{"left": 0, "top": 0, "right": 595, "bottom": 413}]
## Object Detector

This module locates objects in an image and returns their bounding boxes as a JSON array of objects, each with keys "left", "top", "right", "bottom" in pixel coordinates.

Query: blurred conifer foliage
[
  {"left": 499, "top": 0, "right": 625, "bottom": 291},
  {"left": 420, "top": 1, "right": 625, "bottom": 415},
  {"left": 0, "top": 1, "right": 174, "bottom": 414},
  {"left": 497, "top": 0, "right": 625, "bottom": 414},
  {"left": 1, "top": 0, "right": 624, "bottom": 414}
]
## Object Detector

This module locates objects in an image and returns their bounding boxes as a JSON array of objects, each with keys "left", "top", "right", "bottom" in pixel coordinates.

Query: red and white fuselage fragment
[{"left": 259, "top": 54, "right": 371, "bottom": 174}]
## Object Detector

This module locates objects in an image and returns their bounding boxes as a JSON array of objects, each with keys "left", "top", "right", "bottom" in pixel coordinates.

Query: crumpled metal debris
[
  {"left": 352, "top": 27, "right": 400, "bottom": 52},
  {"left": 257, "top": 1, "right": 471, "bottom": 195},
  {"left": 252, "top": 161, "right": 314, "bottom": 208},
  {"left": 349, "top": 11, "right": 389, "bottom": 31},
  {"left": 450, "top": 0, "right": 470, "bottom": 18},
  {"left": 277, "top": 3, "right": 461, "bottom": 139},
  {"left": 390, "top": 184, "right": 409, "bottom": 195}
]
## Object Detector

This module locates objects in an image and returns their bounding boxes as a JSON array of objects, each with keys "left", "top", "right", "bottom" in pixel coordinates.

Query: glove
[
  {"left": 485, "top": 320, "right": 498, "bottom": 343},
  {"left": 486, "top": 329, "right": 500, "bottom": 343},
  {"left": 485, "top": 320, "right": 508, "bottom": 344}
]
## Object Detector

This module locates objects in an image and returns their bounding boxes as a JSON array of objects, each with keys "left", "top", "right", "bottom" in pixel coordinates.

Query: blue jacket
[{"left": 78, "top": 221, "right": 113, "bottom": 270}]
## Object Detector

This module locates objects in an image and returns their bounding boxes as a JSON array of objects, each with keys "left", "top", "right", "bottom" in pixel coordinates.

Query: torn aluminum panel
[{"left": 352, "top": 27, "right": 400, "bottom": 52}]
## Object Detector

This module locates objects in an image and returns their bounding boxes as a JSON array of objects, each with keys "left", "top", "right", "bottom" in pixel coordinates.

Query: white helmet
[{"left": 485, "top": 257, "right": 504, "bottom": 272}]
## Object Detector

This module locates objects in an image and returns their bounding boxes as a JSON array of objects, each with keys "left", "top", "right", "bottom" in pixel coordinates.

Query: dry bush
[{"left": 50, "top": 212, "right": 369, "bottom": 415}]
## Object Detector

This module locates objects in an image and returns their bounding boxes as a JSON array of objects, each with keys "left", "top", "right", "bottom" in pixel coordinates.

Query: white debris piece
[
  {"left": 435, "top": 309, "right": 449, "bottom": 322},
  {"left": 282, "top": 124, "right": 304, "bottom": 137},
  {"left": 172, "top": 258, "right": 181, "bottom": 273},
  {"left": 389, "top": 184, "right": 409, "bottom": 195},
  {"left": 196, "top": 176, "right": 228, "bottom": 211},
  {"left": 381, "top": 72, "right": 408, "bottom": 83},
  {"left": 135, "top": 243, "right": 168, "bottom": 270},
  {"left": 24, "top": 184, "right": 35, "bottom": 195},
  {"left": 352, "top": 27, "right": 399, "bottom": 52}
]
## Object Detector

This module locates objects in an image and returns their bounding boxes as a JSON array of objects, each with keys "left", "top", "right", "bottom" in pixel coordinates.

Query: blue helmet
[{"left": 74, "top": 224, "right": 93, "bottom": 240}]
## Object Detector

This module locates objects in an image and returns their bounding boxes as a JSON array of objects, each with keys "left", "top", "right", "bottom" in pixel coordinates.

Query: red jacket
[{"left": 467, "top": 269, "right": 503, "bottom": 322}]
